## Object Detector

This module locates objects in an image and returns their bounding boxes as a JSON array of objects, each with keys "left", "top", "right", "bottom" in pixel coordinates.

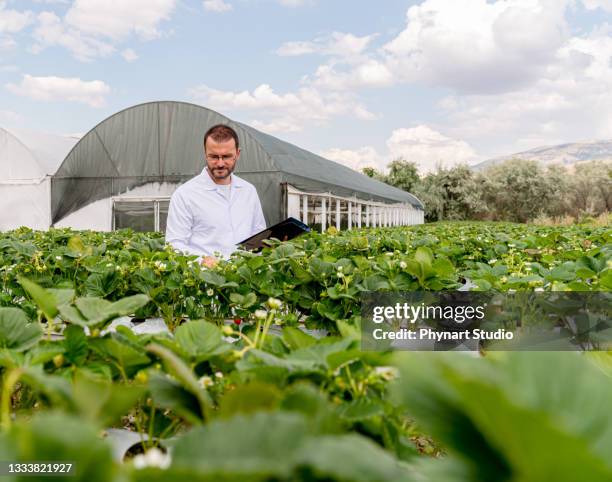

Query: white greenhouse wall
[
  {"left": 55, "top": 182, "right": 180, "bottom": 231},
  {"left": 0, "top": 179, "right": 50, "bottom": 231}
]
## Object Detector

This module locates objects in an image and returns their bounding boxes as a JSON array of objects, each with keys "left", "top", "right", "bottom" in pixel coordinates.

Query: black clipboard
[{"left": 239, "top": 217, "right": 311, "bottom": 251}]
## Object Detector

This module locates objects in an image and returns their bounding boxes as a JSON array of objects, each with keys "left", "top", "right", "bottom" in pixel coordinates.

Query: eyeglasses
[{"left": 206, "top": 154, "right": 236, "bottom": 162}]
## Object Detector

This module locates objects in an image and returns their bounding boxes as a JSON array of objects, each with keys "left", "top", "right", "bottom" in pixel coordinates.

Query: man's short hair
[{"left": 204, "top": 124, "right": 240, "bottom": 150}]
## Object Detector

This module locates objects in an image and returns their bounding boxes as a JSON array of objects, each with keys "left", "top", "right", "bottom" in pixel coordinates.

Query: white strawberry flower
[
  {"left": 132, "top": 448, "right": 170, "bottom": 470},
  {"left": 198, "top": 376, "right": 214, "bottom": 388}
]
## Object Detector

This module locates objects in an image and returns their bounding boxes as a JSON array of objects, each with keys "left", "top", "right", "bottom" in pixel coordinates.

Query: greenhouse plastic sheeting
[
  {"left": 0, "top": 127, "right": 78, "bottom": 230},
  {"left": 51, "top": 101, "right": 423, "bottom": 226}
]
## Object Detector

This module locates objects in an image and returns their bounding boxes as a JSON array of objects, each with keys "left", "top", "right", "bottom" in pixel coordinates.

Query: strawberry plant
[{"left": 0, "top": 221, "right": 609, "bottom": 481}]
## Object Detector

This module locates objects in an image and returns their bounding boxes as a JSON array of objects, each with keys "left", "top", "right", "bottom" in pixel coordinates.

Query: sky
[{"left": 0, "top": 0, "right": 611, "bottom": 173}]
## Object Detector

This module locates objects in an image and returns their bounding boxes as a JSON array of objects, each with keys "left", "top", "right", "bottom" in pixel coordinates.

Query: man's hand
[{"left": 201, "top": 256, "right": 219, "bottom": 268}]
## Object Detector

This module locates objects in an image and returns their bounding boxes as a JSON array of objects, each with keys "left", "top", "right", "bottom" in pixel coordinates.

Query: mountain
[{"left": 473, "top": 140, "right": 612, "bottom": 170}]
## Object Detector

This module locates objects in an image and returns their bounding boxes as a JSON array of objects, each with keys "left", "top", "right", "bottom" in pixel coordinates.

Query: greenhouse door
[{"left": 112, "top": 198, "right": 170, "bottom": 232}]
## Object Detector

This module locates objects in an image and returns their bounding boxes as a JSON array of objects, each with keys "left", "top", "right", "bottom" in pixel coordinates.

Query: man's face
[{"left": 205, "top": 137, "right": 240, "bottom": 183}]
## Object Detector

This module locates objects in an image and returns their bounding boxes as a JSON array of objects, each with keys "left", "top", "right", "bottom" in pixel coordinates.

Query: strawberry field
[{"left": 0, "top": 222, "right": 610, "bottom": 481}]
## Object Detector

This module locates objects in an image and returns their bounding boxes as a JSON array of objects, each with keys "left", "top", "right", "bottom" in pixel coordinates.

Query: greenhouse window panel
[{"left": 112, "top": 198, "right": 170, "bottom": 233}]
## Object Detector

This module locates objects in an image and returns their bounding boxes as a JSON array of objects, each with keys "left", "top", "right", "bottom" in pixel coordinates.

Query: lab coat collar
[{"left": 200, "top": 168, "right": 245, "bottom": 190}]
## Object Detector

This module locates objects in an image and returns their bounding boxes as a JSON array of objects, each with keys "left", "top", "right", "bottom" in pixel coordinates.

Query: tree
[
  {"left": 480, "top": 159, "right": 555, "bottom": 222},
  {"left": 385, "top": 159, "right": 420, "bottom": 192},
  {"left": 361, "top": 167, "right": 385, "bottom": 181},
  {"left": 413, "top": 165, "right": 484, "bottom": 222},
  {"left": 568, "top": 161, "right": 612, "bottom": 215}
]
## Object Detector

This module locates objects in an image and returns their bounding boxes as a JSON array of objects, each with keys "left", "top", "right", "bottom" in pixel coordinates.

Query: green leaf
[
  {"left": 19, "top": 367, "right": 74, "bottom": 409},
  {"left": 361, "top": 275, "right": 390, "bottom": 291},
  {"left": 68, "top": 294, "right": 150, "bottom": 327},
  {"left": 107, "top": 294, "right": 150, "bottom": 317},
  {"left": 141, "top": 412, "right": 411, "bottom": 481},
  {"left": 392, "top": 352, "right": 612, "bottom": 481},
  {"left": 309, "top": 258, "right": 335, "bottom": 279},
  {"left": 48, "top": 288, "right": 75, "bottom": 307},
  {"left": 24, "top": 343, "right": 64, "bottom": 366},
  {"left": 339, "top": 398, "right": 385, "bottom": 422},
  {"left": 217, "top": 382, "right": 282, "bottom": 418},
  {"left": 432, "top": 257, "right": 456, "bottom": 278},
  {"left": 90, "top": 336, "right": 150, "bottom": 371},
  {"left": 18, "top": 277, "right": 59, "bottom": 321},
  {"left": 146, "top": 343, "right": 211, "bottom": 421},
  {"left": 148, "top": 373, "right": 204, "bottom": 425},
  {"left": 74, "top": 297, "right": 112, "bottom": 320},
  {"left": 414, "top": 246, "right": 433, "bottom": 266},
  {"left": 58, "top": 304, "right": 89, "bottom": 326},
  {"left": 199, "top": 271, "right": 226, "bottom": 286},
  {"left": 67, "top": 235, "right": 89, "bottom": 256},
  {"left": 8, "top": 412, "right": 114, "bottom": 482},
  {"left": 282, "top": 326, "right": 316, "bottom": 350},
  {"left": 174, "top": 320, "right": 230, "bottom": 361},
  {"left": 171, "top": 412, "right": 309, "bottom": 478},
  {"left": 72, "top": 370, "right": 145, "bottom": 427},
  {"left": 0, "top": 307, "right": 42, "bottom": 352},
  {"left": 63, "top": 325, "right": 88, "bottom": 366},
  {"left": 296, "top": 434, "right": 413, "bottom": 482},
  {"left": 280, "top": 383, "right": 342, "bottom": 434}
]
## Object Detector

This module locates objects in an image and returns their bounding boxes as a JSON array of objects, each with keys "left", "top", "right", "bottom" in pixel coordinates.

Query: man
[{"left": 165, "top": 124, "right": 266, "bottom": 265}]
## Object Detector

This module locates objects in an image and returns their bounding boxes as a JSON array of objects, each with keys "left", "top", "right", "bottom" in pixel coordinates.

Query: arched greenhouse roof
[
  {"left": 0, "top": 127, "right": 78, "bottom": 182},
  {"left": 51, "top": 101, "right": 423, "bottom": 224}
]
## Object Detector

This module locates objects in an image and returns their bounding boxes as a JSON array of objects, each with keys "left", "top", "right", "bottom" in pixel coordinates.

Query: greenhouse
[
  {"left": 2, "top": 101, "right": 424, "bottom": 232},
  {"left": 0, "top": 127, "right": 78, "bottom": 231}
]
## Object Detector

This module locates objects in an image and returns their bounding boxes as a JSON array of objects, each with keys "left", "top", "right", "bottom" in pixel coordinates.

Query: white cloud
[
  {"left": 382, "top": 0, "right": 572, "bottom": 94},
  {"left": 437, "top": 27, "right": 612, "bottom": 156},
  {"left": 189, "top": 83, "right": 377, "bottom": 133},
  {"left": 32, "top": 0, "right": 176, "bottom": 61},
  {"left": 319, "top": 126, "right": 479, "bottom": 174},
  {"left": 312, "top": 60, "right": 394, "bottom": 89},
  {"left": 203, "top": 0, "right": 233, "bottom": 12},
  {"left": 121, "top": 48, "right": 138, "bottom": 62},
  {"left": 277, "top": 31, "right": 376, "bottom": 59},
  {"left": 0, "top": 1, "right": 33, "bottom": 49},
  {"left": 319, "top": 146, "right": 384, "bottom": 171},
  {"left": 386, "top": 125, "right": 480, "bottom": 172},
  {"left": 278, "top": 32, "right": 390, "bottom": 90},
  {"left": 276, "top": 41, "right": 317, "bottom": 56},
  {"left": 297, "top": 0, "right": 573, "bottom": 95},
  {"left": 0, "top": 2, "right": 33, "bottom": 33},
  {"left": 251, "top": 118, "right": 302, "bottom": 133},
  {"left": 277, "top": 0, "right": 310, "bottom": 7},
  {"left": 282, "top": 0, "right": 609, "bottom": 159},
  {"left": 582, "top": 0, "right": 612, "bottom": 11},
  {"left": 32, "top": 11, "right": 114, "bottom": 61},
  {"left": 6, "top": 74, "right": 110, "bottom": 107},
  {"left": 64, "top": 0, "right": 176, "bottom": 41}
]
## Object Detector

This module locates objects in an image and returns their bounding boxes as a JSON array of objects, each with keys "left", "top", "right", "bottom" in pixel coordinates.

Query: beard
[{"left": 208, "top": 163, "right": 235, "bottom": 180}]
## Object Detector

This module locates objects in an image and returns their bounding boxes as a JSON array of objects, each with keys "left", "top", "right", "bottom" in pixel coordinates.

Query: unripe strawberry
[
  {"left": 52, "top": 354, "right": 65, "bottom": 368},
  {"left": 135, "top": 371, "right": 149, "bottom": 384}
]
